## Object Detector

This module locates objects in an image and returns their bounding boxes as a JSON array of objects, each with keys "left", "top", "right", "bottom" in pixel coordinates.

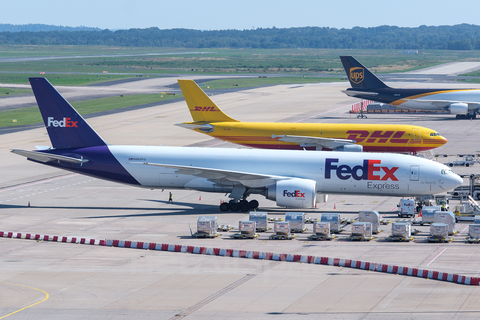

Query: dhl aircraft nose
[{"left": 438, "top": 135, "right": 448, "bottom": 146}]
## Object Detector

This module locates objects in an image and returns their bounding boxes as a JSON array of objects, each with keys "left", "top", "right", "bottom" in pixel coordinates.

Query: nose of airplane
[
  {"left": 438, "top": 136, "right": 448, "bottom": 146},
  {"left": 444, "top": 170, "right": 464, "bottom": 191}
]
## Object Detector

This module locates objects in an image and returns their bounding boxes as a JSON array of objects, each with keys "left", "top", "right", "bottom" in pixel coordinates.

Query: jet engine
[
  {"left": 448, "top": 103, "right": 468, "bottom": 115},
  {"left": 266, "top": 178, "right": 317, "bottom": 209}
]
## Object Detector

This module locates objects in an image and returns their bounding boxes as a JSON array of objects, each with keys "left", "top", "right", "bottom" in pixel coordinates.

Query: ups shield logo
[{"left": 350, "top": 67, "right": 364, "bottom": 84}]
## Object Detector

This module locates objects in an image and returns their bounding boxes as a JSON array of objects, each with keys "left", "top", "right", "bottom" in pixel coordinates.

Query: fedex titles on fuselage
[{"left": 325, "top": 158, "right": 400, "bottom": 190}]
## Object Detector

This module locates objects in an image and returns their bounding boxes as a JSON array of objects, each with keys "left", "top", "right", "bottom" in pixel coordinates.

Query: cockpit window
[
  {"left": 430, "top": 132, "right": 441, "bottom": 136},
  {"left": 441, "top": 169, "right": 454, "bottom": 175}
]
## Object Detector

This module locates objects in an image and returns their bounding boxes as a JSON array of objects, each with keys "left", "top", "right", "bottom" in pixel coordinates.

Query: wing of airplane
[
  {"left": 128, "top": 161, "right": 281, "bottom": 187},
  {"left": 271, "top": 135, "right": 360, "bottom": 151},
  {"left": 11, "top": 149, "right": 89, "bottom": 164}
]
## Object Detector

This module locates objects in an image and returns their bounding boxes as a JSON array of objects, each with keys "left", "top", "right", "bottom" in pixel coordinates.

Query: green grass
[
  {"left": 0, "top": 93, "right": 182, "bottom": 127},
  {"left": 0, "top": 87, "right": 32, "bottom": 96},
  {"left": 0, "top": 74, "right": 144, "bottom": 86}
]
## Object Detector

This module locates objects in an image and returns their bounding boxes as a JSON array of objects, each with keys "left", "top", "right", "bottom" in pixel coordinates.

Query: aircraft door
[
  {"left": 413, "top": 129, "right": 421, "bottom": 141},
  {"left": 410, "top": 165, "right": 419, "bottom": 181}
]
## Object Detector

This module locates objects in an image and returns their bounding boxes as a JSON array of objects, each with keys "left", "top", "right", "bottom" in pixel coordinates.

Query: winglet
[
  {"left": 178, "top": 80, "right": 238, "bottom": 123},
  {"left": 29, "top": 77, "right": 106, "bottom": 149},
  {"left": 339, "top": 56, "right": 389, "bottom": 89}
]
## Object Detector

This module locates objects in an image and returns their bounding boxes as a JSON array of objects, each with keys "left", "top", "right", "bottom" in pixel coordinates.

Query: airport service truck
[{"left": 398, "top": 198, "right": 415, "bottom": 218}]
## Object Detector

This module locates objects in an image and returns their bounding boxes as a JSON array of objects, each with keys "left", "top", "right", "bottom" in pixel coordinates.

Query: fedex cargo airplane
[
  {"left": 341, "top": 56, "right": 480, "bottom": 119},
  {"left": 11, "top": 78, "right": 462, "bottom": 212},
  {"left": 176, "top": 80, "right": 447, "bottom": 153}
]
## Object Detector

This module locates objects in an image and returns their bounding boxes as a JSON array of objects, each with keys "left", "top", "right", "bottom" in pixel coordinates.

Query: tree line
[{"left": 1, "top": 24, "right": 480, "bottom": 50}]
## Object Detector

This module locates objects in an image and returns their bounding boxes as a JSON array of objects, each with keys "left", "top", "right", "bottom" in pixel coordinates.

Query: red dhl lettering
[
  {"left": 346, "top": 130, "right": 409, "bottom": 144},
  {"left": 192, "top": 106, "right": 218, "bottom": 112}
]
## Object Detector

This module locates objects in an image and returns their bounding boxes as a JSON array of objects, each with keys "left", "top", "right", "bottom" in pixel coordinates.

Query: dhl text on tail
[{"left": 176, "top": 80, "right": 447, "bottom": 153}]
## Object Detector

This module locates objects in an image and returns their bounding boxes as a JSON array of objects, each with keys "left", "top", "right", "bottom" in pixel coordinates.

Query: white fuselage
[{"left": 109, "top": 145, "right": 461, "bottom": 197}]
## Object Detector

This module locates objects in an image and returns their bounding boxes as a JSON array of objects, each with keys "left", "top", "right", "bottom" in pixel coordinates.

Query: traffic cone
[
  {"left": 220, "top": 199, "right": 223, "bottom": 204},
  {"left": 334, "top": 203, "right": 336, "bottom": 209},
  {"left": 315, "top": 203, "right": 318, "bottom": 208},
  {"left": 199, "top": 195, "right": 202, "bottom": 201}
]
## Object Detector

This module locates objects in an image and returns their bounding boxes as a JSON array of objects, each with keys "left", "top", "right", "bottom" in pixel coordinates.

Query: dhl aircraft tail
[
  {"left": 340, "top": 56, "right": 390, "bottom": 90},
  {"left": 178, "top": 80, "right": 239, "bottom": 123}
]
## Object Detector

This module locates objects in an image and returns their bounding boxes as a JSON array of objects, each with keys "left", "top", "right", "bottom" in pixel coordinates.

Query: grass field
[{"left": 0, "top": 93, "right": 181, "bottom": 127}]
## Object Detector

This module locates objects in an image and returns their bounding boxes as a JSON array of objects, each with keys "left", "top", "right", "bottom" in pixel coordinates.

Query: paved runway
[{"left": 2, "top": 67, "right": 480, "bottom": 318}]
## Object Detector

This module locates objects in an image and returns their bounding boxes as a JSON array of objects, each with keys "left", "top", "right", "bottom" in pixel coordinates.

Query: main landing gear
[
  {"left": 220, "top": 199, "right": 259, "bottom": 212},
  {"left": 456, "top": 114, "right": 477, "bottom": 119}
]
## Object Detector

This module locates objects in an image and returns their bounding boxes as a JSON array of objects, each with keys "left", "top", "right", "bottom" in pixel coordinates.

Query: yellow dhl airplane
[{"left": 176, "top": 80, "right": 447, "bottom": 153}]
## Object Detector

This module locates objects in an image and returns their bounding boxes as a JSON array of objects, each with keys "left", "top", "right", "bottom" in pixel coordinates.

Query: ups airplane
[
  {"left": 176, "top": 80, "right": 447, "bottom": 153},
  {"left": 341, "top": 55, "right": 480, "bottom": 119},
  {"left": 11, "top": 78, "right": 461, "bottom": 212}
]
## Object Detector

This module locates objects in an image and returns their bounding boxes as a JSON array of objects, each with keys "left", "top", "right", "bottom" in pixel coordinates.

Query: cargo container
[
  {"left": 433, "top": 211, "right": 456, "bottom": 235},
  {"left": 271, "top": 221, "right": 296, "bottom": 240},
  {"left": 358, "top": 210, "right": 381, "bottom": 234},
  {"left": 285, "top": 212, "right": 306, "bottom": 233},
  {"left": 233, "top": 221, "right": 258, "bottom": 239},
  {"left": 428, "top": 223, "right": 452, "bottom": 242},
  {"left": 249, "top": 211, "right": 268, "bottom": 232},
  {"left": 348, "top": 222, "right": 373, "bottom": 241},
  {"left": 321, "top": 213, "right": 342, "bottom": 233},
  {"left": 387, "top": 222, "right": 413, "bottom": 241},
  {"left": 194, "top": 216, "right": 218, "bottom": 238},
  {"left": 421, "top": 206, "right": 440, "bottom": 224},
  {"left": 468, "top": 224, "right": 480, "bottom": 241},
  {"left": 309, "top": 222, "right": 334, "bottom": 240}
]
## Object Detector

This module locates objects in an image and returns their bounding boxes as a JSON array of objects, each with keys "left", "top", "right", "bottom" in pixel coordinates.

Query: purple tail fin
[{"left": 30, "top": 77, "right": 106, "bottom": 149}]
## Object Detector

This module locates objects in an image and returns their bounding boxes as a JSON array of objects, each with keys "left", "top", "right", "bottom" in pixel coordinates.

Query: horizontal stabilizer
[
  {"left": 342, "top": 90, "right": 379, "bottom": 97},
  {"left": 11, "top": 149, "right": 89, "bottom": 164}
]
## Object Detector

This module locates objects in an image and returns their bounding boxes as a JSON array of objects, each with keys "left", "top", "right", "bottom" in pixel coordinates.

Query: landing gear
[
  {"left": 456, "top": 113, "right": 477, "bottom": 119},
  {"left": 219, "top": 199, "right": 259, "bottom": 212}
]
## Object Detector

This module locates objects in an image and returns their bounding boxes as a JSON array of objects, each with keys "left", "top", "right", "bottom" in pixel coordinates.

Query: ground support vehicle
[
  {"left": 398, "top": 198, "right": 416, "bottom": 218},
  {"left": 270, "top": 221, "right": 296, "bottom": 240},
  {"left": 465, "top": 224, "right": 480, "bottom": 243},
  {"left": 232, "top": 221, "right": 258, "bottom": 239},
  {"left": 305, "top": 217, "right": 319, "bottom": 224},
  {"left": 445, "top": 155, "right": 476, "bottom": 167},
  {"left": 427, "top": 223, "right": 452, "bottom": 243},
  {"left": 217, "top": 224, "right": 232, "bottom": 232}
]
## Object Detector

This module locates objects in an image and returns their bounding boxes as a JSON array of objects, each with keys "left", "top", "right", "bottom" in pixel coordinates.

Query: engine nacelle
[
  {"left": 336, "top": 144, "right": 363, "bottom": 152},
  {"left": 449, "top": 102, "right": 468, "bottom": 115},
  {"left": 266, "top": 178, "right": 317, "bottom": 209}
]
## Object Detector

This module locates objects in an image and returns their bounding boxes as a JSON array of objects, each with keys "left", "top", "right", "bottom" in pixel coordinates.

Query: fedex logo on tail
[
  {"left": 283, "top": 190, "right": 305, "bottom": 198},
  {"left": 47, "top": 117, "right": 78, "bottom": 128},
  {"left": 325, "top": 158, "right": 399, "bottom": 181}
]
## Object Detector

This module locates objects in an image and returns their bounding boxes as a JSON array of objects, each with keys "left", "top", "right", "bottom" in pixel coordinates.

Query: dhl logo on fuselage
[
  {"left": 325, "top": 158, "right": 399, "bottom": 181},
  {"left": 346, "top": 130, "right": 408, "bottom": 144},
  {"left": 192, "top": 106, "right": 218, "bottom": 112},
  {"left": 349, "top": 67, "right": 364, "bottom": 84}
]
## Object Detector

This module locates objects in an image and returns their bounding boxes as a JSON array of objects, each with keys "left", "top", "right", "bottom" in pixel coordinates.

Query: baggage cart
[
  {"left": 386, "top": 222, "right": 414, "bottom": 241},
  {"left": 285, "top": 212, "right": 306, "bottom": 233},
  {"left": 233, "top": 221, "right": 258, "bottom": 239},
  {"left": 309, "top": 222, "right": 334, "bottom": 240},
  {"left": 270, "top": 221, "right": 296, "bottom": 240},
  {"left": 321, "top": 213, "right": 342, "bottom": 233},
  {"left": 465, "top": 224, "right": 480, "bottom": 243},
  {"left": 347, "top": 222, "right": 374, "bottom": 241},
  {"left": 358, "top": 210, "right": 381, "bottom": 234},
  {"left": 427, "top": 223, "right": 452, "bottom": 243},
  {"left": 249, "top": 211, "right": 269, "bottom": 232},
  {"left": 193, "top": 216, "right": 219, "bottom": 238},
  {"left": 433, "top": 211, "right": 457, "bottom": 235}
]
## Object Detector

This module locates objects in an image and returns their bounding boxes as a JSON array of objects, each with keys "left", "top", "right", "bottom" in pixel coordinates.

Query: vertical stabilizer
[
  {"left": 178, "top": 80, "right": 238, "bottom": 123},
  {"left": 340, "top": 56, "right": 389, "bottom": 89},
  {"left": 30, "top": 77, "right": 106, "bottom": 149}
]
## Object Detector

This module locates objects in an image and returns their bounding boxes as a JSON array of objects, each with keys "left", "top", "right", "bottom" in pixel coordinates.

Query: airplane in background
[
  {"left": 11, "top": 78, "right": 462, "bottom": 212},
  {"left": 176, "top": 80, "right": 447, "bottom": 153},
  {"left": 340, "top": 55, "right": 480, "bottom": 119}
]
